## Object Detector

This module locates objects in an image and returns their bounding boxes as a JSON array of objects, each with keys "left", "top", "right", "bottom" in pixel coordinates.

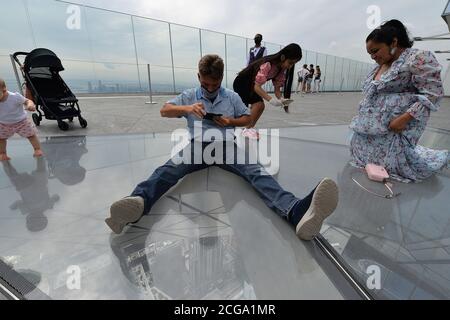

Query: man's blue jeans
[{"left": 131, "top": 141, "right": 300, "bottom": 222}]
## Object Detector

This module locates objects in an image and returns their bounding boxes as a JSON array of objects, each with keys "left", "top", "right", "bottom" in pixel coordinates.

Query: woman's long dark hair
[
  {"left": 366, "top": 19, "right": 413, "bottom": 48},
  {"left": 238, "top": 43, "right": 302, "bottom": 84}
]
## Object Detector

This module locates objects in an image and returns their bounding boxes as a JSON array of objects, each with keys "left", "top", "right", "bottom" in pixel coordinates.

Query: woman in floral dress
[{"left": 350, "top": 19, "right": 449, "bottom": 182}]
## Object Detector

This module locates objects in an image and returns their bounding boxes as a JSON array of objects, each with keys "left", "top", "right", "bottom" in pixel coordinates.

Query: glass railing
[{"left": 0, "top": 0, "right": 373, "bottom": 94}]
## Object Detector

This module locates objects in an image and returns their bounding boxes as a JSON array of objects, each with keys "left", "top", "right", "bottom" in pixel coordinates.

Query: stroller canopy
[{"left": 24, "top": 48, "right": 64, "bottom": 72}]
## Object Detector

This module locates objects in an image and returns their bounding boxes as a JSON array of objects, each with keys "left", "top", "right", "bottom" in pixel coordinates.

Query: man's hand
[
  {"left": 188, "top": 103, "right": 206, "bottom": 119},
  {"left": 389, "top": 113, "right": 414, "bottom": 133},
  {"left": 214, "top": 116, "right": 232, "bottom": 127}
]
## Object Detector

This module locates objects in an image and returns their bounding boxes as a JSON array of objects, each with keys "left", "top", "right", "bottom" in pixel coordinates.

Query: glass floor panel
[
  {"left": 0, "top": 125, "right": 448, "bottom": 300},
  {"left": 0, "top": 129, "right": 360, "bottom": 300},
  {"left": 279, "top": 125, "right": 450, "bottom": 299}
]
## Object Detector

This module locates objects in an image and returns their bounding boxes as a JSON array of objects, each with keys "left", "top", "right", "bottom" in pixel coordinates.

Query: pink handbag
[
  {"left": 351, "top": 164, "right": 401, "bottom": 199},
  {"left": 365, "top": 164, "right": 390, "bottom": 182}
]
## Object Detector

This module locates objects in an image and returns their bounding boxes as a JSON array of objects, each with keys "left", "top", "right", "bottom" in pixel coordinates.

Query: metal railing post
[
  {"left": 168, "top": 23, "right": 176, "bottom": 94},
  {"left": 323, "top": 55, "right": 328, "bottom": 91},
  {"left": 145, "top": 64, "right": 157, "bottom": 105},
  {"left": 331, "top": 56, "right": 336, "bottom": 91},
  {"left": 10, "top": 55, "right": 22, "bottom": 93},
  {"left": 224, "top": 34, "right": 228, "bottom": 88},
  {"left": 199, "top": 29, "right": 203, "bottom": 58},
  {"left": 338, "top": 77, "right": 345, "bottom": 95},
  {"left": 131, "top": 16, "right": 142, "bottom": 92}
]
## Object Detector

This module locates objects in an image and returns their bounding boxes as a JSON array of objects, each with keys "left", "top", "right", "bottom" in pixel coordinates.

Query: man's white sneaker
[
  {"left": 105, "top": 196, "right": 145, "bottom": 234},
  {"left": 296, "top": 178, "right": 339, "bottom": 240}
]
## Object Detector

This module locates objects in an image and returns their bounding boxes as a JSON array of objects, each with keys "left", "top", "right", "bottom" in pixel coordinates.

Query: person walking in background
[
  {"left": 296, "top": 68, "right": 304, "bottom": 94},
  {"left": 233, "top": 44, "right": 303, "bottom": 139},
  {"left": 304, "top": 64, "right": 314, "bottom": 93},
  {"left": 296, "top": 64, "right": 309, "bottom": 94},
  {"left": 313, "top": 66, "right": 322, "bottom": 93},
  {"left": 247, "top": 34, "right": 268, "bottom": 66}
]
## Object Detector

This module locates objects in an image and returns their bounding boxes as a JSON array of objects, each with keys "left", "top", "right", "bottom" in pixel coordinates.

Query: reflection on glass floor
[
  {"left": 0, "top": 130, "right": 358, "bottom": 300},
  {"left": 0, "top": 125, "right": 448, "bottom": 300},
  {"left": 282, "top": 125, "right": 450, "bottom": 300},
  {"left": 324, "top": 164, "right": 450, "bottom": 299}
]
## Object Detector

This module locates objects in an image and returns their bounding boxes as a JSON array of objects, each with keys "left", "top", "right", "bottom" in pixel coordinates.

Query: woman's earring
[{"left": 390, "top": 47, "right": 397, "bottom": 56}]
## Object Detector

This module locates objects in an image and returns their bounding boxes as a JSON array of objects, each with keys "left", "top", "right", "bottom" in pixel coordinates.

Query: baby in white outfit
[{"left": 0, "top": 78, "right": 43, "bottom": 161}]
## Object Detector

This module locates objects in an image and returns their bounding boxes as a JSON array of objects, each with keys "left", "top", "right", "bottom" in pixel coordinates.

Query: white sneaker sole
[
  {"left": 105, "top": 197, "right": 145, "bottom": 234},
  {"left": 296, "top": 178, "right": 339, "bottom": 241}
]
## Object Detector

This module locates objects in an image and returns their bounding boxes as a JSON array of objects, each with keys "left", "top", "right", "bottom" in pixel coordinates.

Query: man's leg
[
  {"left": 106, "top": 143, "right": 209, "bottom": 234},
  {"left": 219, "top": 162, "right": 299, "bottom": 219},
  {"left": 131, "top": 159, "right": 208, "bottom": 215},
  {"left": 219, "top": 145, "right": 338, "bottom": 240}
]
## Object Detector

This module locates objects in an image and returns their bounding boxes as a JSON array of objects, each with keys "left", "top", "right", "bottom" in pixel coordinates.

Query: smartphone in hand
[{"left": 204, "top": 113, "right": 223, "bottom": 120}]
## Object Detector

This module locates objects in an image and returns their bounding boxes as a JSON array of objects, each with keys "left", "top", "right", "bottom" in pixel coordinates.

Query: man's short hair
[
  {"left": 0, "top": 78, "right": 6, "bottom": 89},
  {"left": 198, "top": 55, "right": 224, "bottom": 80}
]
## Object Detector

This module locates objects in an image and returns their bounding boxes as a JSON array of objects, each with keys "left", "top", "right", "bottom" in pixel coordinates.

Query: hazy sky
[{"left": 59, "top": 0, "right": 450, "bottom": 70}]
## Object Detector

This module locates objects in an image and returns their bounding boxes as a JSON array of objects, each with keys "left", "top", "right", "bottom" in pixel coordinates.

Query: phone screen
[{"left": 204, "top": 113, "right": 223, "bottom": 120}]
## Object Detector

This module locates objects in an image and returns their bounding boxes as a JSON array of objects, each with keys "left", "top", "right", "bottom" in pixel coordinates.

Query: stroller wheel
[
  {"left": 32, "top": 114, "right": 41, "bottom": 126},
  {"left": 79, "top": 117, "right": 88, "bottom": 129},
  {"left": 58, "top": 120, "right": 69, "bottom": 131}
]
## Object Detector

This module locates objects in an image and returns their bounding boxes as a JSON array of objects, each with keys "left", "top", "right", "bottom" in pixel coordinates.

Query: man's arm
[
  {"left": 214, "top": 115, "right": 251, "bottom": 128},
  {"left": 160, "top": 102, "right": 205, "bottom": 119},
  {"left": 214, "top": 92, "right": 253, "bottom": 128},
  {"left": 230, "top": 115, "right": 251, "bottom": 127}
]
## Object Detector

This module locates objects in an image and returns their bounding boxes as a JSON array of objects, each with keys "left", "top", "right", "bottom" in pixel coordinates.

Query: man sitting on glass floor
[{"left": 105, "top": 54, "right": 339, "bottom": 241}]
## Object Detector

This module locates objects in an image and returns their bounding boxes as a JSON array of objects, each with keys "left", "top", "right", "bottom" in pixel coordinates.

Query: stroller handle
[{"left": 12, "top": 52, "right": 29, "bottom": 67}]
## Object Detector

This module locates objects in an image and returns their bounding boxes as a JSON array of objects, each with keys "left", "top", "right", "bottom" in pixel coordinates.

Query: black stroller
[{"left": 12, "top": 48, "right": 87, "bottom": 131}]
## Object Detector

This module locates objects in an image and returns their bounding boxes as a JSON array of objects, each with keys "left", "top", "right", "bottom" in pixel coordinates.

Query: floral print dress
[{"left": 349, "top": 48, "right": 449, "bottom": 182}]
